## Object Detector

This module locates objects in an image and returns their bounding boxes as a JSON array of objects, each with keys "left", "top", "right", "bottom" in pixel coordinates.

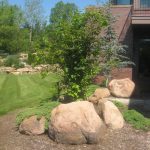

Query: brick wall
[
  {"left": 111, "top": 68, "right": 133, "bottom": 79},
  {"left": 93, "top": 68, "right": 133, "bottom": 85}
]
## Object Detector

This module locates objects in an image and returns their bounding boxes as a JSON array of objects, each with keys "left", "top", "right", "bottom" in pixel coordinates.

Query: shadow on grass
[{"left": 128, "top": 98, "right": 150, "bottom": 118}]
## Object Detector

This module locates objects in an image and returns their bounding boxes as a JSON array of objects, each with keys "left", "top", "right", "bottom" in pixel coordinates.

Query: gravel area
[{"left": 0, "top": 111, "right": 150, "bottom": 150}]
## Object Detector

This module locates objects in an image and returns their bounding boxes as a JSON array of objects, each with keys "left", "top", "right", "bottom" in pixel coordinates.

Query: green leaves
[
  {"left": 50, "top": 10, "right": 107, "bottom": 100},
  {"left": 50, "top": 1, "right": 78, "bottom": 26},
  {"left": 0, "top": 2, "right": 30, "bottom": 53},
  {"left": 67, "top": 83, "right": 81, "bottom": 99},
  {"left": 100, "top": 3, "right": 133, "bottom": 79}
]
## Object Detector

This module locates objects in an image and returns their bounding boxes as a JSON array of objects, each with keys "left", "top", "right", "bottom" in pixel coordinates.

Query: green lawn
[{"left": 0, "top": 73, "right": 59, "bottom": 115}]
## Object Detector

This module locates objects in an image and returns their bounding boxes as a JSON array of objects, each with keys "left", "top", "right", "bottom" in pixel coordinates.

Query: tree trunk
[{"left": 29, "top": 27, "right": 32, "bottom": 44}]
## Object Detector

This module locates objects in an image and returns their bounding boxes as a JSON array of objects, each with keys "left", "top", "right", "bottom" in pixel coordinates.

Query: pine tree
[{"left": 100, "top": 2, "right": 133, "bottom": 85}]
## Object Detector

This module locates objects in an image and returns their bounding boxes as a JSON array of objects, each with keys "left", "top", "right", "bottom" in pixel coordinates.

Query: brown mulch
[{"left": 0, "top": 111, "right": 150, "bottom": 150}]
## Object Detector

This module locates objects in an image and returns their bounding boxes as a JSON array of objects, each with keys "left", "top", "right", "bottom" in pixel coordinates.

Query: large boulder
[
  {"left": 19, "top": 116, "right": 45, "bottom": 135},
  {"left": 102, "top": 101, "right": 124, "bottom": 129},
  {"left": 108, "top": 78, "right": 135, "bottom": 98},
  {"left": 88, "top": 88, "right": 110, "bottom": 104},
  {"left": 48, "top": 101, "right": 106, "bottom": 144}
]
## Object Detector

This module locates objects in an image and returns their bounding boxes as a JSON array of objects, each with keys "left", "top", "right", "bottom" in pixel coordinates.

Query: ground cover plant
[
  {"left": 0, "top": 73, "right": 60, "bottom": 115},
  {"left": 4, "top": 55, "right": 24, "bottom": 68},
  {"left": 16, "top": 101, "right": 60, "bottom": 130},
  {"left": 114, "top": 101, "right": 150, "bottom": 131}
]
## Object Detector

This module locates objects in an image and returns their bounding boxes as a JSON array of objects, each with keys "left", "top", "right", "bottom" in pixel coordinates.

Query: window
[
  {"left": 140, "top": 0, "right": 150, "bottom": 8},
  {"left": 117, "top": 0, "right": 132, "bottom": 5}
]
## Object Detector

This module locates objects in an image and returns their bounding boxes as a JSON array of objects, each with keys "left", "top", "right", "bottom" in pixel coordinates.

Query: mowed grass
[{"left": 0, "top": 73, "right": 59, "bottom": 115}]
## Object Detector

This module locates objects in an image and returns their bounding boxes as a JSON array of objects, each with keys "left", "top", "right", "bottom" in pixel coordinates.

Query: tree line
[{"left": 0, "top": 0, "right": 78, "bottom": 54}]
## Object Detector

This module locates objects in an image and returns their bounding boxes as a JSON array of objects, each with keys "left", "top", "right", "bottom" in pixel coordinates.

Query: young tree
[{"left": 50, "top": 10, "right": 107, "bottom": 100}]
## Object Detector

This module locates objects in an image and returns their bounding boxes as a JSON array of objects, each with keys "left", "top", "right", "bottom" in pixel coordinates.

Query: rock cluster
[
  {"left": 48, "top": 96, "right": 124, "bottom": 144},
  {"left": 19, "top": 78, "right": 135, "bottom": 145},
  {"left": 0, "top": 64, "right": 62, "bottom": 75}
]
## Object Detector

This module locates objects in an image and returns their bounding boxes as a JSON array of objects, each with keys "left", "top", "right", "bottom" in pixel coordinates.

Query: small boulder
[
  {"left": 108, "top": 78, "right": 135, "bottom": 98},
  {"left": 19, "top": 116, "right": 45, "bottom": 135},
  {"left": 48, "top": 101, "right": 106, "bottom": 144},
  {"left": 102, "top": 101, "right": 124, "bottom": 129},
  {"left": 88, "top": 88, "right": 110, "bottom": 104}
]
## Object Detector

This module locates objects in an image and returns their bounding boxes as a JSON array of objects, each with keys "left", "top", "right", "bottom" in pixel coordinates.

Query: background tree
[
  {"left": 42, "top": 1, "right": 79, "bottom": 64},
  {"left": 24, "top": 0, "right": 45, "bottom": 44},
  {"left": 0, "top": 0, "right": 8, "bottom": 7},
  {"left": 100, "top": 3, "right": 133, "bottom": 86},
  {"left": 29, "top": 1, "right": 79, "bottom": 65},
  {"left": 0, "top": 1, "right": 29, "bottom": 53},
  {"left": 50, "top": 1, "right": 78, "bottom": 26}
]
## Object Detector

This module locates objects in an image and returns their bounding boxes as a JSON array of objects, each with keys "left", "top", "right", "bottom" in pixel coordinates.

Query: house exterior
[{"left": 110, "top": 0, "right": 150, "bottom": 96}]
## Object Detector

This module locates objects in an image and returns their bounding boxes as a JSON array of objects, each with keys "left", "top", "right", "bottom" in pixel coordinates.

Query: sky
[{"left": 8, "top": 0, "right": 106, "bottom": 22}]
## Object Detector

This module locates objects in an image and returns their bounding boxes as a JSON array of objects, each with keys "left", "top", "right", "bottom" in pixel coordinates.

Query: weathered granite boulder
[
  {"left": 108, "top": 78, "right": 135, "bottom": 98},
  {"left": 19, "top": 116, "right": 45, "bottom": 135},
  {"left": 102, "top": 101, "right": 124, "bottom": 129},
  {"left": 48, "top": 101, "right": 107, "bottom": 144},
  {"left": 88, "top": 88, "right": 110, "bottom": 104}
]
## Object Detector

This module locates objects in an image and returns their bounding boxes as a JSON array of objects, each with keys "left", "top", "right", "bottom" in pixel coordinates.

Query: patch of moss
[{"left": 16, "top": 101, "right": 60, "bottom": 130}]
